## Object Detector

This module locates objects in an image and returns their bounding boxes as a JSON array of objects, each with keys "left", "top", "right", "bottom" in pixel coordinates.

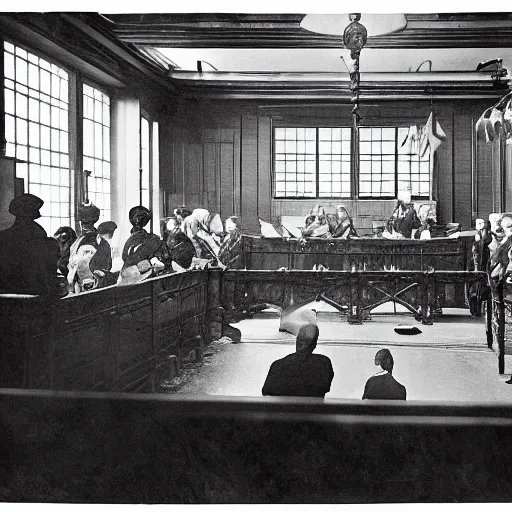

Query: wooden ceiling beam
[{"left": 104, "top": 13, "right": 512, "bottom": 49}]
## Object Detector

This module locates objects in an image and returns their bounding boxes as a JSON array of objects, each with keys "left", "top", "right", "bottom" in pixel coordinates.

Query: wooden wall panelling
[
  {"left": 452, "top": 114, "right": 473, "bottom": 228},
  {"left": 258, "top": 115, "right": 272, "bottom": 222},
  {"left": 436, "top": 115, "right": 453, "bottom": 225},
  {"left": 240, "top": 115, "right": 259, "bottom": 233},
  {"left": 476, "top": 138, "right": 494, "bottom": 219},
  {"left": 219, "top": 129, "right": 235, "bottom": 218},
  {"left": 203, "top": 134, "right": 219, "bottom": 214},
  {"left": 492, "top": 139, "right": 504, "bottom": 213},
  {"left": 184, "top": 142, "right": 203, "bottom": 210}
]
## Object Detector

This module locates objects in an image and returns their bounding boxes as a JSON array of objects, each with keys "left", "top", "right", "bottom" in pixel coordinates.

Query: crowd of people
[
  {"left": 0, "top": 194, "right": 244, "bottom": 298},
  {"left": 262, "top": 323, "right": 406, "bottom": 400}
]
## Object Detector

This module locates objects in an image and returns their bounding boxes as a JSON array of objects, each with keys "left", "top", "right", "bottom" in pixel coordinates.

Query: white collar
[{"left": 374, "top": 369, "right": 390, "bottom": 377}]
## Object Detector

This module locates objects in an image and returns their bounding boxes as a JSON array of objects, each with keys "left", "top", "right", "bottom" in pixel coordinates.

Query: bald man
[{"left": 262, "top": 324, "right": 334, "bottom": 398}]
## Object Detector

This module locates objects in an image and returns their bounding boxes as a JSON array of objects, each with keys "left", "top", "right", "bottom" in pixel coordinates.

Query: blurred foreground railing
[{"left": 0, "top": 388, "right": 512, "bottom": 503}]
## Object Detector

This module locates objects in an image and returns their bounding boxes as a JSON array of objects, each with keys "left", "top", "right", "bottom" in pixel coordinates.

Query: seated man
[
  {"left": 330, "top": 204, "right": 358, "bottom": 239},
  {"left": 218, "top": 216, "right": 243, "bottom": 269},
  {"left": 301, "top": 213, "right": 331, "bottom": 238},
  {"left": 362, "top": 349, "right": 406, "bottom": 400},
  {"left": 262, "top": 324, "right": 334, "bottom": 398}
]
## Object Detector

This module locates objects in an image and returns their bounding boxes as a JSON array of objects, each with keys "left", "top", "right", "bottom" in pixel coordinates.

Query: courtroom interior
[{"left": 3, "top": 10, "right": 512, "bottom": 504}]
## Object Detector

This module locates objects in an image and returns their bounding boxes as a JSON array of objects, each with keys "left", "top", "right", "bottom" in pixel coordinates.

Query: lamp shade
[{"left": 300, "top": 13, "right": 407, "bottom": 37}]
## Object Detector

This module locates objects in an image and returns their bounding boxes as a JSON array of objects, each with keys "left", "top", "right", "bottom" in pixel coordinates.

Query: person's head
[
  {"left": 9, "top": 193, "right": 44, "bottom": 220},
  {"left": 166, "top": 216, "right": 180, "bottom": 233},
  {"left": 304, "top": 214, "right": 316, "bottom": 227},
  {"left": 54, "top": 226, "right": 77, "bottom": 245},
  {"left": 129, "top": 206, "right": 151, "bottom": 229},
  {"left": 501, "top": 213, "right": 512, "bottom": 238},
  {"left": 336, "top": 205, "right": 349, "bottom": 221},
  {"left": 475, "top": 218, "right": 485, "bottom": 231},
  {"left": 489, "top": 213, "right": 502, "bottom": 233},
  {"left": 97, "top": 221, "right": 117, "bottom": 241},
  {"left": 78, "top": 201, "right": 101, "bottom": 228},
  {"left": 174, "top": 206, "right": 192, "bottom": 223},
  {"left": 296, "top": 323, "right": 319, "bottom": 355},
  {"left": 374, "top": 348, "right": 394, "bottom": 373},
  {"left": 225, "top": 216, "right": 240, "bottom": 235}
]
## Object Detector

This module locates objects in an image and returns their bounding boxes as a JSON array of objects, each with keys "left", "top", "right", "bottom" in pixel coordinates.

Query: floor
[{"left": 174, "top": 303, "right": 512, "bottom": 402}]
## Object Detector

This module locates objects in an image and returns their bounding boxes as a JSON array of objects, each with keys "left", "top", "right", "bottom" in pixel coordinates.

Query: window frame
[
  {"left": 3, "top": 36, "right": 117, "bottom": 233},
  {"left": 272, "top": 125, "right": 352, "bottom": 200},
  {"left": 81, "top": 78, "right": 113, "bottom": 223},
  {"left": 272, "top": 124, "right": 431, "bottom": 201}
]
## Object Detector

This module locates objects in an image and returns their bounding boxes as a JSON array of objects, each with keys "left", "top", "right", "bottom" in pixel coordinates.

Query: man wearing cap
[
  {"left": 262, "top": 323, "right": 334, "bottom": 398},
  {"left": 0, "top": 193, "right": 62, "bottom": 298},
  {"left": 362, "top": 349, "right": 407, "bottom": 400}
]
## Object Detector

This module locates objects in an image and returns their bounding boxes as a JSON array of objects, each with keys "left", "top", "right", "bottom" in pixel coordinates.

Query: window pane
[
  {"left": 83, "top": 84, "right": 112, "bottom": 222},
  {"left": 5, "top": 41, "right": 71, "bottom": 228},
  {"left": 359, "top": 127, "right": 396, "bottom": 198}
]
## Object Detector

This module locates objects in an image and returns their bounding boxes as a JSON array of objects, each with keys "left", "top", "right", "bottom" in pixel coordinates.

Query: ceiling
[
  {"left": 156, "top": 47, "right": 512, "bottom": 73},
  {"left": 100, "top": 13, "right": 512, "bottom": 76}
]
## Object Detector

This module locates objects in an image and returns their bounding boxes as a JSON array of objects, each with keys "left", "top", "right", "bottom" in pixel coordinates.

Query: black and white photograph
[{"left": 2, "top": 2, "right": 512, "bottom": 505}]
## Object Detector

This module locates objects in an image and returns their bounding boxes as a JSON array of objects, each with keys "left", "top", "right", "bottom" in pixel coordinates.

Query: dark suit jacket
[
  {"left": 362, "top": 372, "right": 407, "bottom": 400},
  {"left": 262, "top": 352, "right": 334, "bottom": 398}
]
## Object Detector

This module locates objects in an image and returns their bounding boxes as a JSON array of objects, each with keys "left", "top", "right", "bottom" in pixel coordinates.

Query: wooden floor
[{"left": 173, "top": 307, "right": 512, "bottom": 402}]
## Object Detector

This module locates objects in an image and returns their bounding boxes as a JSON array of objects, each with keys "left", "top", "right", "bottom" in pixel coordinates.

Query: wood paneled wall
[{"left": 160, "top": 99, "right": 502, "bottom": 231}]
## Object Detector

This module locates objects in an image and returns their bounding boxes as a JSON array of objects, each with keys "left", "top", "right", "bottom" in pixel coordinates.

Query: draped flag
[
  {"left": 420, "top": 111, "right": 447, "bottom": 157},
  {"left": 419, "top": 111, "right": 447, "bottom": 200}
]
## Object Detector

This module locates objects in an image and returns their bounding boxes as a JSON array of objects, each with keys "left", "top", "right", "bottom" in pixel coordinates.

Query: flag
[
  {"left": 420, "top": 111, "right": 447, "bottom": 157},
  {"left": 399, "top": 125, "right": 420, "bottom": 155}
]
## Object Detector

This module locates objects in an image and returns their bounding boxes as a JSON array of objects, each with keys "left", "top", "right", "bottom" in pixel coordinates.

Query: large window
[
  {"left": 140, "top": 116, "right": 151, "bottom": 209},
  {"left": 274, "top": 126, "right": 430, "bottom": 200},
  {"left": 274, "top": 127, "right": 351, "bottom": 198},
  {"left": 4, "top": 41, "right": 71, "bottom": 234},
  {"left": 83, "top": 83, "right": 111, "bottom": 222}
]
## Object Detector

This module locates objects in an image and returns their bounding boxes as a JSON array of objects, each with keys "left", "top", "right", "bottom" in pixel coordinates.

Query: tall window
[
  {"left": 274, "top": 127, "right": 351, "bottom": 198},
  {"left": 140, "top": 116, "right": 151, "bottom": 209},
  {"left": 359, "top": 127, "right": 397, "bottom": 198},
  {"left": 83, "top": 83, "right": 111, "bottom": 222},
  {"left": 4, "top": 41, "right": 70, "bottom": 234}
]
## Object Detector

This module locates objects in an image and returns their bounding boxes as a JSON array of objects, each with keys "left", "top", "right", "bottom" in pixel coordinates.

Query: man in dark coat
[
  {"left": 362, "top": 348, "right": 406, "bottom": 400},
  {"left": 262, "top": 324, "right": 334, "bottom": 398},
  {"left": 0, "top": 194, "right": 62, "bottom": 298}
]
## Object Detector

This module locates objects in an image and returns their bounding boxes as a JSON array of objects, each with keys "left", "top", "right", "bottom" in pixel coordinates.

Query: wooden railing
[
  {"left": 1, "top": 388, "right": 512, "bottom": 503},
  {"left": 0, "top": 270, "right": 216, "bottom": 392},
  {"left": 241, "top": 235, "right": 473, "bottom": 272}
]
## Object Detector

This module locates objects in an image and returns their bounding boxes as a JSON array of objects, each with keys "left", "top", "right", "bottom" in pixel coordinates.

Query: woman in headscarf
[
  {"left": 218, "top": 216, "right": 243, "bottom": 269},
  {"left": 331, "top": 205, "right": 358, "bottom": 239}
]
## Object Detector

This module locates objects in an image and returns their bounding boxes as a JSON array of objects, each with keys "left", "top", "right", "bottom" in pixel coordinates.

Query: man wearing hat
[
  {"left": 362, "top": 349, "right": 407, "bottom": 400},
  {"left": 0, "top": 193, "right": 62, "bottom": 298}
]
